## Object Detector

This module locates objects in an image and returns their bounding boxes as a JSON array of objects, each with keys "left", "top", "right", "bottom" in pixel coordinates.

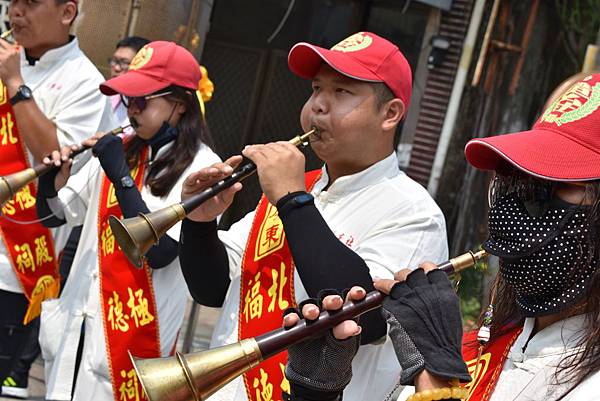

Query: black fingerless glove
[
  {"left": 285, "top": 290, "right": 360, "bottom": 401},
  {"left": 36, "top": 161, "right": 66, "bottom": 227},
  {"left": 93, "top": 135, "right": 131, "bottom": 185},
  {"left": 37, "top": 161, "right": 61, "bottom": 199},
  {"left": 381, "top": 269, "right": 471, "bottom": 385}
]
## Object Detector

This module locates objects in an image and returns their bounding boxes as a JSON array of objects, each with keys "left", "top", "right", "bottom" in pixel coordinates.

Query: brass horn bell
[
  {"left": 109, "top": 203, "right": 186, "bottom": 268},
  {"left": 130, "top": 339, "right": 263, "bottom": 401},
  {"left": 0, "top": 168, "right": 37, "bottom": 205}
]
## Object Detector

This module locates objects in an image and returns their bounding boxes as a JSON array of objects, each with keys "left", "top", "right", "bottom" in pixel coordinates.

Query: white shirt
[
  {"left": 489, "top": 315, "right": 600, "bottom": 401},
  {"left": 38, "top": 141, "right": 221, "bottom": 401},
  {"left": 210, "top": 153, "right": 449, "bottom": 401},
  {"left": 399, "top": 315, "right": 600, "bottom": 401},
  {"left": 0, "top": 37, "right": 115, "bottom": 294}
]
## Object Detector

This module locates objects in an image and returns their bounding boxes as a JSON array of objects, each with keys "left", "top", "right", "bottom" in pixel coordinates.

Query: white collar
[
  {"left": 509, "top": 315, "right": 587, "bottom": 363},
  {"left": 312, "top": 152, "right": 400, "bottom": 198},
  {"left": 20, "top": 36, "right": 79, "bottom": 68}
]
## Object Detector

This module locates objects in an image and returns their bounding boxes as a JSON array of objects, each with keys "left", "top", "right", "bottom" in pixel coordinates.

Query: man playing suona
[
  {"left": 0, "top": 0, "right": 113, "bottom": 396},
  {"left": 179, "top": 32, "right": 448, "bottom": 401}
]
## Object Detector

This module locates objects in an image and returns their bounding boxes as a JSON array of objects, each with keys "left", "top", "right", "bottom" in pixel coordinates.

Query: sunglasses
[{"left": 120, "top": 91, "right": 173, "bottom": 111}]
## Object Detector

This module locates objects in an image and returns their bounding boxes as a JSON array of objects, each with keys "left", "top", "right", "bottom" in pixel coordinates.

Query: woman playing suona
[
  {"left": 34, "top": 41, "right": 221, "bottom": 401},
  {"left": 282, "top": 73, "right": 600, "bottom": 401}
]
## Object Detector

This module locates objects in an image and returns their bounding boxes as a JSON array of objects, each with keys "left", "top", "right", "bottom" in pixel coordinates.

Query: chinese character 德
[{"left": 108, "top": 291, "right": 130, "bottom": 332}]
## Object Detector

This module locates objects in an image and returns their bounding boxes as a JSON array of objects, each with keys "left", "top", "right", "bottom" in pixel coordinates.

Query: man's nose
[
  {"left": 8, "top": 2, "right": 24, "bottom": 19},
  {"left": 311, "top": 93, "right": 328, "bottom": 114}
]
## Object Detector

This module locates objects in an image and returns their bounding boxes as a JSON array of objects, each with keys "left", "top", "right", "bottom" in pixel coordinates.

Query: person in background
[
  {"left": 108, "top": 36, "right": 150, "bottom": 128},
  {"left": 0, "top": 0, "right": 114, "bottom": 397}
]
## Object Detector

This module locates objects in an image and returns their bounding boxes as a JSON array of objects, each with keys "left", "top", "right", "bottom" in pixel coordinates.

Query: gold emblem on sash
[
  {"left": 23, "top": 274, "right": 60, "bottom": 324},
  {"left": 107, "top": 184, "right": 118, "bottom": 208},
  {"left": 254, "top": 203, "right": 285, "bottom": 261},
  {"left": 464, "top": 352, "right": 491, "bottom": 400}
]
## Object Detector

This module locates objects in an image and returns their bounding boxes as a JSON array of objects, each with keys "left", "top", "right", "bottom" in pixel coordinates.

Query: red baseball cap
[
  {"left": 288, "top": 32, "right": 412, "bottom": 107},
  {"left": 465, "top": 73, "right": 600, "bottom": 181},
  {"left": 100, "top": 41, "right": 201, "bottom": 97}
]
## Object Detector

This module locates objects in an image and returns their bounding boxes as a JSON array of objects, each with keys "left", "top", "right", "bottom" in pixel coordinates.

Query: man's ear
[
  {"left": 381, "top": 99, "right": 405, "bottom": 132},
  {"left": 61, "top": 2, "right": 78, "bottom": 27}
]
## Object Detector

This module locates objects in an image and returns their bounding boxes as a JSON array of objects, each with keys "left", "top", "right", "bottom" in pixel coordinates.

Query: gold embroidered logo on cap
[
  {"left": 540, "top": 77, "right": 600, "bottom": 126},
  {"left": 129, "top": 46, "right": 154, "bottom": 71},
  {"left": 331, "top": 32, "right": 373, "bottom": 53}
]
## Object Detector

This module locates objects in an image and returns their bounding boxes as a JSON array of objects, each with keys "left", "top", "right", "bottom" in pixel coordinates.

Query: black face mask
[
  {"left": 147, "top": 122, "right": 178, "bottom": 148},
  {"left": 483, "top": 193, "right": 595, "bottom": 317}
]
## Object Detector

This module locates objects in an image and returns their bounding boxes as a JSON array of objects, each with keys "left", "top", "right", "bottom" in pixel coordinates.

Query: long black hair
[
  {"left": 481, "top": 170, "right": 600, "bottom": 396},
  {"left": 124, "top": 85, "right": 215, "bottom": 197}
]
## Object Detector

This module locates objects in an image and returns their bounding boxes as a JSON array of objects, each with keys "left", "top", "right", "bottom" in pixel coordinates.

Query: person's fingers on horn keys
[
  {"left": 282, "top": 307, "right": 301, "bottom": 329},
  {"left": 300, "top": 298, "right": 321, "bottom": 321},
  {"left": 393, "top": 268, "right": 413, "bottom": 283},
  {"left": 321, "top": 293, "right": 344, "bottom": 311},
  {"left": 419, "top": 261, "right": 438, "bottom": 274},
  {"left": 43, "top": 150, "right": 61, "bottom": 167},
  {"left": 330, "top": 286, "right": 365, "bottom": 340},
  {"left": 183, "top": 156, "right": 244, "bottom": 222},
  {"left": 345, "top": 286, "right": 367, "bottom": 303},
  {"left": 373, "top": 278, "right": 399, "bottom": 295},
  {"left": 182, "top": 155, "right": 243, "bottom": 196},
  {"left": 282, "top": 297, "right": 321, "bottom": 328},
  {"left": 385, "top": 268, "right": 425, "bottom": 300},
  {"left": 60, "top": 146, "right": 72, "bottom": 163}
]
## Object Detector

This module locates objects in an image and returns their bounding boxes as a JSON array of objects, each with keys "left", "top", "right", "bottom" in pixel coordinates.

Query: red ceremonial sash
[
  {"left": 239, "top": 170, "right": 322, "bottom": 401},
  {"left": 98, "top": 147, "right": 161, "bottom": 401},
  {"left": 0, "top": 82, "right": 59, "bottom": 324},
  {"left": 461, "top": 326, "right": 522, "bottom": 401}
]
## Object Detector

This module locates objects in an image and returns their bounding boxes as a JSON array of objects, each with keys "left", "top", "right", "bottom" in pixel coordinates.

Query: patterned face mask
[{"left": 483, "top": 193, "right": 595, "bottom": 317}]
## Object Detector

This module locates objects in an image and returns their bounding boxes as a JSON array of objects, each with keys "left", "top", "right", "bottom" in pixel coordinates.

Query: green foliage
[
  {"left": 456, "top": 267, "right": 483, "bottom": 331},
  {"left": 460, "top": 295, "right": 482, "bottom": 332},
  {"left": 454, "top": 247, "right": 491, "bottom": 331},
  {"left": 555, "top": 0, "right": 600, "bottom": 69}
]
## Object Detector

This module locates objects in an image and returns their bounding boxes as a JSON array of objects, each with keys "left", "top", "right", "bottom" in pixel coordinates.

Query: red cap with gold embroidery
[
  {"left": 100, "top": 41, "right": 201, "bottom": 97},
  {"left": 288, "top": 32, "right": 412, "bottom": 107},
  {"left": 465, "top": 73, "right": 600, "bottom": 181}
]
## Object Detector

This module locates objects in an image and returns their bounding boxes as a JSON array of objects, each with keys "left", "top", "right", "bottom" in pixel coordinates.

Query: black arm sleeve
[
  {"left": 179, "top": 219, "right": 231, "bottom": 307},
  {"left": 114, "top": 186, "right": 178, "bottom": 269},
  {"left": 287, "top": 384, "right": 342, "bottom": 401},
  {"left": 36, "top": 167, "right": 67, "bottom": 228},
  {"left": 277, "top": 192, "right": 387, "bottom": 344}
]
